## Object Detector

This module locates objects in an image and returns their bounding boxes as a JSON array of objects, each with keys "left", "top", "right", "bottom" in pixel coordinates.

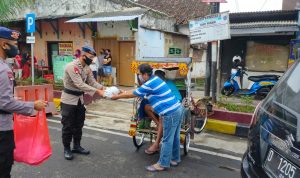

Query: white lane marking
[{"left": 47, "top": 119, "right": 242, "bottom": 161}]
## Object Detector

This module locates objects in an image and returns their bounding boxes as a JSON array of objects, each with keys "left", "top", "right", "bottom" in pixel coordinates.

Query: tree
[{"left": 0, "top": 0, "right": 32, "bottom": 22}]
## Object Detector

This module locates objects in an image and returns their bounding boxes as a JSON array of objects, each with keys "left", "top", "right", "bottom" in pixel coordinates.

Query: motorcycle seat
[{"left": 248, "top": 75, "right": 280, "bottom": 82}]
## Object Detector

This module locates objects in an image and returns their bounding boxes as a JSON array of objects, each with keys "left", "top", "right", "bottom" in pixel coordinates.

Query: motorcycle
[{"left": 221, "top": 67, "right": 280, "bottom": 98}]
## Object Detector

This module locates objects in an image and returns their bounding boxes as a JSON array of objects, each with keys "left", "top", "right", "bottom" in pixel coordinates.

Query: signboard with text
[
  {"left": 59, "top": 43, "right": 73, "bottom": 56},
  {"left": 189, "top": 12, "right": 230, "bottom": 44},
  {"left": 169, "top": 48, "right": 182, "bottom": 55},
  {"left": 52, "top": 55, "right": 73, "bottom": 82}
]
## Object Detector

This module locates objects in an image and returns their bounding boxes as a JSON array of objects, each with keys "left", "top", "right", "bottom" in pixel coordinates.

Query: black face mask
[
  {"left": 4, "top": 43, "right": 19, "bottom": 58},
  {"left": 83, "top": 55, "right": 93, "bottom": 66}
]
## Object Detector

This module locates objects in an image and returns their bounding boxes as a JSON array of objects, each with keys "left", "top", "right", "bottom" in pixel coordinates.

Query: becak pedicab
[{"left": 128, "top": 57, "right": 213, "bottom": 155}]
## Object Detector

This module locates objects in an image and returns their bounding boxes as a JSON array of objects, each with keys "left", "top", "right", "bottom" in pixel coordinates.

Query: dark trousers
[
  {"left": 61, "top": 100, "right": 86, "bottom": 149},
  {"left": 0, "top": 130, "right": 15, "bottom": 178}
]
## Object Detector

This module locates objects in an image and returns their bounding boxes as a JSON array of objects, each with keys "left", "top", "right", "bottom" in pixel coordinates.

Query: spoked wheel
[
  {"left": 192, "top": 114, "right": 208, "bottom": 134},
  {"left": 221, "top": 86, "right": 234, "bottom": 96},
  {"left": 133, "top": 132, "right": 145, "bottom": 149},
  {"left": 191, "top": 98, "right": 210, "bottom": 134},
  {"left": 183, "top": 132, "right": 191, "bottom": 155}
]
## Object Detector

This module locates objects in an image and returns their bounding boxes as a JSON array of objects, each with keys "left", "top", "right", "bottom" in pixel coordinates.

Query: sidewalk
[{"left": 85, "top": 99, "right": 247, "bottom": 155}]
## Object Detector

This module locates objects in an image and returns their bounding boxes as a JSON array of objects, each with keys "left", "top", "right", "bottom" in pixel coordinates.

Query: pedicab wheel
[
  {"left": 192, "top": 114, "right": 208, "bottom": 134},
  {"left": 133, "top": 132, "right": 145, "bottom": 149},
  {"left": 183, "top": 132, "right": 191, "bottom": 155}
]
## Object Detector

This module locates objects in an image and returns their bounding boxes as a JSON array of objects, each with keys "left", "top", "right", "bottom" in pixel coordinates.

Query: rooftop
[
  {"left": 229, "top": 10, "right": 298, "bottom": 23},
  {"left": 134, "top": 0, "right": 210, "bottom": 24}
]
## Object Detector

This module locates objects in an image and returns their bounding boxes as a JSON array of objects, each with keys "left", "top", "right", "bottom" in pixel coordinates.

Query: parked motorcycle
[{"left": 221, "top": 67, "right": 280, "bottom": 98}]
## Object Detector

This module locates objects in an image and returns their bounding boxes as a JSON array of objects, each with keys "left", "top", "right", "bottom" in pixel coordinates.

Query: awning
[{"left": 66, "top": 8, "right": 147, "bottom": 23}]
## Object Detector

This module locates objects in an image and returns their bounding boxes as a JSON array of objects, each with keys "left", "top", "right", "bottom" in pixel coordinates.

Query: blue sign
[{"left": 26, "top": 13, "right": 35, "bottom": 33}]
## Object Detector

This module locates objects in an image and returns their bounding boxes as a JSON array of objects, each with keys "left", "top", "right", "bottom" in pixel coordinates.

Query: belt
[
  {"left": 0, "top": 110, "right": 11, "bottom": 114},
  {"left": 63, "top": 88, "right": 84, "bottom": 96}
]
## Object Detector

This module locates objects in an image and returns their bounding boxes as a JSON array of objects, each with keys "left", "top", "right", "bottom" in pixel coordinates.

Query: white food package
[{"left": 103, "top": 86, "right": 121, "bottom": 98}]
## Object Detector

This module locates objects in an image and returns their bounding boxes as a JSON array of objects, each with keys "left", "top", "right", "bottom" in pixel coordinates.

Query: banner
[
  {"left": 52, "top": 55, "right": 73, "bottom": 82},
  {"left": 59, "top": 43, "right": 73, "bottom": 56}
]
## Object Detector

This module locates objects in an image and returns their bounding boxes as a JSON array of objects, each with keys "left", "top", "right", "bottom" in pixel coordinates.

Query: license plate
[{"left": 264, "top": 149, "right": 300, "bottom": 178}]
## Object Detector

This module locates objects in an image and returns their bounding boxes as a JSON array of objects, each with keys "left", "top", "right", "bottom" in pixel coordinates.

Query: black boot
[
  {"left": 72, "top": 141, "right": 90, "bottom": 155},
  {"left": 64, "top": 147, "right": 73, "bottom": 160}
]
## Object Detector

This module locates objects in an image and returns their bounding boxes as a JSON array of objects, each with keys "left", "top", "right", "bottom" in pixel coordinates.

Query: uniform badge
[
  {"left": 74, "top": 67, "right": 81, "bottom": 75},
  {"left": 7, "top": 71, "right": 14, "bottom": 80}
]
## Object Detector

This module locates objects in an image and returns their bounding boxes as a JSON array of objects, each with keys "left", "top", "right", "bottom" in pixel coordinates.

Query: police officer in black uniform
[{"left": 60, "top": 46, "right": 104, "bottom": 160}]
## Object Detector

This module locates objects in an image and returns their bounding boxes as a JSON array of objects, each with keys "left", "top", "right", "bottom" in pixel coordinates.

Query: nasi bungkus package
[{"left": 103, "top": 86, "right": 121, "bottom": 98}]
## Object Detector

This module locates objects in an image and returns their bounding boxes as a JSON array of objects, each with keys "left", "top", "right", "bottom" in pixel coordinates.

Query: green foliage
[
  {"left": 240, "top": 96, "right": 254, "bottom": 106},
  {"left": 217, "top": 96, "right": 255, "bottom": 113},
  {"left": 0, "top": 0, "right": 32, "bottom": 22}
]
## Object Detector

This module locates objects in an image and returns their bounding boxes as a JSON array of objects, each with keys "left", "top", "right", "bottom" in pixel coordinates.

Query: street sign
[
  {"left": 26, "top": 13, "right": 35, "bottom": 33},
  {"left": 189, "top": 12, "right": 230, "bottom": 44},
  {"left": 26, "top": 36, "right": 35, "bottom": 44}
]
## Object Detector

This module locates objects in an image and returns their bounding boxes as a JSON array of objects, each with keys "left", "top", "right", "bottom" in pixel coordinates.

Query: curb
[
  {"left": 52, "top": 94, "right": 251, "bottom": 137},
  {"left": 205, "top": 118, "right": 250, "bottom": 137}
]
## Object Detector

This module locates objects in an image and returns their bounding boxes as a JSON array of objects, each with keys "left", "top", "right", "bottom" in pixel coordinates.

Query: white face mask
[{"left": 138, "top": 74, "right": 145, "bottom": 84}]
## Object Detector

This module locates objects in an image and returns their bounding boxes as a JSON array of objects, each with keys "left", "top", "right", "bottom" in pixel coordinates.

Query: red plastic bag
[{"left": 14, "top": 110, "right": 52, "bottom": 165}]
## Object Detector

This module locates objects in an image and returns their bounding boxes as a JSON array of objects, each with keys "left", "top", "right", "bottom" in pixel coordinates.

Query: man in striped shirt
[{"left": 112, "top": 64, "right": 184, "bottom": 171}]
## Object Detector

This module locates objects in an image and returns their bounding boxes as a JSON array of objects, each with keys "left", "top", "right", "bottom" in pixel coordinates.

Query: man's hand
[
  {"left": 34, "top": 100, "right": 48, "bottom": 111},
  {"left": 97, "top": 90, "right": 105, "bottom": 97}
]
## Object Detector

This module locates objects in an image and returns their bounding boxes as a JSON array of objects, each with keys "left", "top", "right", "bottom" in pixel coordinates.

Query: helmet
[{"left": 232, "top": 55, "right": 241, "bottom": 63}]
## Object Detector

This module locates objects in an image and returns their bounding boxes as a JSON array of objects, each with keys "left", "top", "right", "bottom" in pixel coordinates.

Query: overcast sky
[{"left": 220, "top": 0, "right": 283, "bottom": 12}]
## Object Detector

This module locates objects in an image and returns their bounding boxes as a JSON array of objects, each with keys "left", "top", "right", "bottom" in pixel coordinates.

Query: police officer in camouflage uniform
[
  {"left": 0, "top": 27, "right": 47, "bottom": 178},
  {"left": 61, "top": 46, "right": 105, "bottom": 160}
]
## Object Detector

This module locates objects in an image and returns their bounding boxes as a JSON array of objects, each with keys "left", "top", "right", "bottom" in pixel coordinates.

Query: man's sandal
[
  {"left": 145, "top": 165, "right": 165, "bottom": 172},
  {"left": 144, "top": 149, "right": 159, "bottom": 155}
]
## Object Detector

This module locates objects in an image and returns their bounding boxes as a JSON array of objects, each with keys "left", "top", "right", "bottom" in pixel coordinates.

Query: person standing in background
[
  {"left": 103, "top": 49, "right": 112, "bottom": 86},
  {"left": 14, "top": 54, "right": 22, "bottom": 79},
  {"left": 97, "top": 49, "right": 105, "bottom": 84},
  {"left": 90, "top": 56, "right": 99, "bottom": 80},
  {"left": 21, "top": 52, "right": 30, "bottom": 79}
]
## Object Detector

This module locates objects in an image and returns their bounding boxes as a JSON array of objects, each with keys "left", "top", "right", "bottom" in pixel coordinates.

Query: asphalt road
[{"left": 11, "top": 119, "right": 242, "bottom": 178}]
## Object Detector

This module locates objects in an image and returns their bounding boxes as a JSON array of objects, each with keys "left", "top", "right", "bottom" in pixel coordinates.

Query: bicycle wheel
[
  {"left": 133, "top": 132, "right": 145, "bottom": 149},
  {"left": 192, "top": 108, "right": 208, "bottom": 134}
]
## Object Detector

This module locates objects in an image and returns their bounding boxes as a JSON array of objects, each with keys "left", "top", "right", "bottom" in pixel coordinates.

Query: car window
[
  {"left": 264, "top": 61, "right": 300, "bottom": 115},
  {"left": 263, "top": 61, "right": 300, "bottom": 128}
]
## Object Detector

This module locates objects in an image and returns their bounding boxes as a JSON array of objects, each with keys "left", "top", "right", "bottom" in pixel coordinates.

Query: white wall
[
  {"left": 137, "top": 27, "right": 165, "bottom": 60},
  {"left": 97, "top": 21, "right": 134, "bottom": 39},
  {"left": 191, "top": 51, "right": 207, "bottom": 78}
]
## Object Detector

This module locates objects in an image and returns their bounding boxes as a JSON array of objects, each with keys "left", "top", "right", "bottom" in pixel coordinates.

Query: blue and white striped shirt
[{"left": 133, "top": 76, "right": 181, "bottom": 116}]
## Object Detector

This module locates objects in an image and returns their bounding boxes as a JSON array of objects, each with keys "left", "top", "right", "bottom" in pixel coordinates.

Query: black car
[{"left": 241, "top": 60, "right": 300, "bottom": 178}]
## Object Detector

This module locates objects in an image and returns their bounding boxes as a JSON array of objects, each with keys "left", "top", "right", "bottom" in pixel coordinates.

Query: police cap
[
  {"left": 82, "top": 46, "right": 96, "bottom": 56},
  {"left": 0, "top": 26, "right": 20, "bottom": 41}
]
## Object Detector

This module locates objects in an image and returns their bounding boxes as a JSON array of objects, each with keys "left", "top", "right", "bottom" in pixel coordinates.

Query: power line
[{"left": 260, "top": 0, "right": 268, "bottom": 11}]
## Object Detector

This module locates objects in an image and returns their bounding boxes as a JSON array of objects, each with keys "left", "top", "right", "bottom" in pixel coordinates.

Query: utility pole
[
  {"left": 204, "top": 42, "right": 211, "bottom": 97},
  {"left": 211, "top": 2, "right": 220, "bottom": 103}
]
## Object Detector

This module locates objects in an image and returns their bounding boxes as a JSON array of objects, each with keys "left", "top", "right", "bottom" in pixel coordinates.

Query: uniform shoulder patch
[{"left": 74, "top": 66, "right": 81, "bottom": 75}]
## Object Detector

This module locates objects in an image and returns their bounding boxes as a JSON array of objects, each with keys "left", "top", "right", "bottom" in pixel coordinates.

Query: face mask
[
  {"left": 84, "top": 55, "right": 93, "bottom": 66},
  {"left": 4, "top": 43, "right": 19, "bottom": 58},
  {"left": 138, "top": 74, "right": 145, "bottom": 84}
]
